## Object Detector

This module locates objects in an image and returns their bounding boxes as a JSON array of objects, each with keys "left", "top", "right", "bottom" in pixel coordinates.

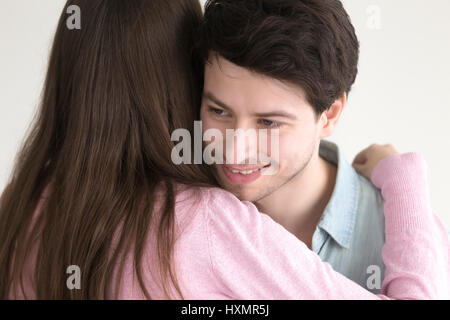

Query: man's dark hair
[{"left": 194, "top": 0, "right": 360, "bottom": 115}]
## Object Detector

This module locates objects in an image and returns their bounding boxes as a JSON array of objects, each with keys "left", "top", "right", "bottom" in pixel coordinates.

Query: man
[{"left": 194, "top": 0, "right": 385, "bottom": 292}]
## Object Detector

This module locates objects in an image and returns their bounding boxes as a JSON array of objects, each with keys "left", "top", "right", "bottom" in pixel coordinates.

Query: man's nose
[{"left": 226, "top": 121, "right": 259, "bottom": 165}]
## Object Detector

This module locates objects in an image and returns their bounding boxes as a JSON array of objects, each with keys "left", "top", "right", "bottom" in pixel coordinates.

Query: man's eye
[
  {"left": 209, "top": 107, "right": 228, "bottom": 116},
  {"left": 260, "top": 119, "right": 280, "bottom": 128}
]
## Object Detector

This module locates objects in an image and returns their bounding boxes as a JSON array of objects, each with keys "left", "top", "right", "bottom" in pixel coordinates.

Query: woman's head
[
  {"left": 0, "top": 0, "right": 213, "bottom": 299},
  {"left": 45, "top": 0, "right": 207, "bottom": 182}
]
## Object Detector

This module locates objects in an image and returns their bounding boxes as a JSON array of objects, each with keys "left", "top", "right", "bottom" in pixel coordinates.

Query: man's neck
[{"left": 254, "top": 147, "right": 337, "bottom": 249}]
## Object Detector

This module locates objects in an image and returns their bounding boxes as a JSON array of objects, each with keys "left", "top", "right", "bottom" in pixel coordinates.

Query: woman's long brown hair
[{"left": 0, "top": 0, "right": 216, "bottom": 299}]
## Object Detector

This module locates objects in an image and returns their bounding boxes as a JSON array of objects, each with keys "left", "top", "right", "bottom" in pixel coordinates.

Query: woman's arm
[{"left": 204, "top": 152, "right": 449, "bottom": 299}]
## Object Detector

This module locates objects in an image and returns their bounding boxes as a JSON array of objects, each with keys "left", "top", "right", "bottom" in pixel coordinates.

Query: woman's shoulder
[{"left": 173, "top": 184, "right": 263, "bottom": 227}]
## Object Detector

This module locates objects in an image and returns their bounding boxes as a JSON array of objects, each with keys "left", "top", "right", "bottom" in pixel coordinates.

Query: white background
[{"left": 1, "top": 0, "right": 449, "bottom": 226}]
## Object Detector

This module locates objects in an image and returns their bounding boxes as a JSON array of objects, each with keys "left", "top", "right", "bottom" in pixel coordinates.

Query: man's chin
[
  {"left": 231, "top": 192, "right": 254, "bottom": 202},
  {"left": 218, "top": 183, "right": 260, "bottom": 202},
  {"left": 214, "top": 169, "right": 267, "bottom": 201}
]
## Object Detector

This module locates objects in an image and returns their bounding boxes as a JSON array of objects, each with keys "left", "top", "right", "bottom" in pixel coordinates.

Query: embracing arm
[{"left": 203, "top": 153, "right": 449, "bottom": 299}]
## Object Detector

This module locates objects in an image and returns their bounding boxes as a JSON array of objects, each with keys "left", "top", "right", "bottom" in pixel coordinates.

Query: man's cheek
[{"left": 277, "top": 141, "right": 302, "bottom": 172}]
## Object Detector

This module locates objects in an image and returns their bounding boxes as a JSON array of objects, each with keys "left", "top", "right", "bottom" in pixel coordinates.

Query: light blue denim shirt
[{"left": 314, "top": 140, "right": 386, "bottom": 293}]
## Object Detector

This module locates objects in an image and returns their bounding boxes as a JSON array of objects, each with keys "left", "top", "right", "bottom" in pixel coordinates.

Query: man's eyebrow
[
  {"left": 203, "top": 91, "right": 297, "bottom": 120},
  {"left": 253, "top": 110, "right": 298, "bottom": 120},
  {"left": 203, "top": 92, "right": 233, "bottom": 111}
]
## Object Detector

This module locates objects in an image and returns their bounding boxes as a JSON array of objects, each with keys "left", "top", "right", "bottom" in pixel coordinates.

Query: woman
[{"left": 0, "top": 0, "right": 448, "bottom": 299}]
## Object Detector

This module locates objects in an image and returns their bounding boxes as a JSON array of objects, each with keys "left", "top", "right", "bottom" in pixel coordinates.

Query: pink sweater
[{"left": 8, "top": 153, "right": 450, "bottom": 299}]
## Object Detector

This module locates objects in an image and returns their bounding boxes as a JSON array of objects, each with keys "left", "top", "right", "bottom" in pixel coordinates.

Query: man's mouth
[
  {"left": 220, "top": 164, "right": 271, "bottom": 184},
  {"left": 226, "top": 165, "right": 269, "bottom": 174}
]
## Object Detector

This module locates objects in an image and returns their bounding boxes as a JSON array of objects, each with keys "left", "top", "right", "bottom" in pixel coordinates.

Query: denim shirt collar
[{"left": 316, "top": 140, "right": 360, "bottom": 249}]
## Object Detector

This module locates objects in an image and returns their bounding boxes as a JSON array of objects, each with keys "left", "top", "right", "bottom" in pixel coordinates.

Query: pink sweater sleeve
[{"left": 203, "top": 153, "right": 449, "bottom": 299}]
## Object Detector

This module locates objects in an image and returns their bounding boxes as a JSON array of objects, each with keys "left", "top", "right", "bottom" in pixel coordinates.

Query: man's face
[{"left": 200, "top": 55, "right": 323, "bottom": 202}]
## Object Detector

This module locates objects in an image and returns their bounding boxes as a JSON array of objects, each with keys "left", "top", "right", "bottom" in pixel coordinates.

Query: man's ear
[{"left": 319, "top": 92, "right": 346, "bottom": 139}]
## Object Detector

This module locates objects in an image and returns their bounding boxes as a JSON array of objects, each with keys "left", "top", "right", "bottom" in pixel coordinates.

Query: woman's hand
[{"left": 352, "top": 144, "right": 399, "bottom": 179}]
